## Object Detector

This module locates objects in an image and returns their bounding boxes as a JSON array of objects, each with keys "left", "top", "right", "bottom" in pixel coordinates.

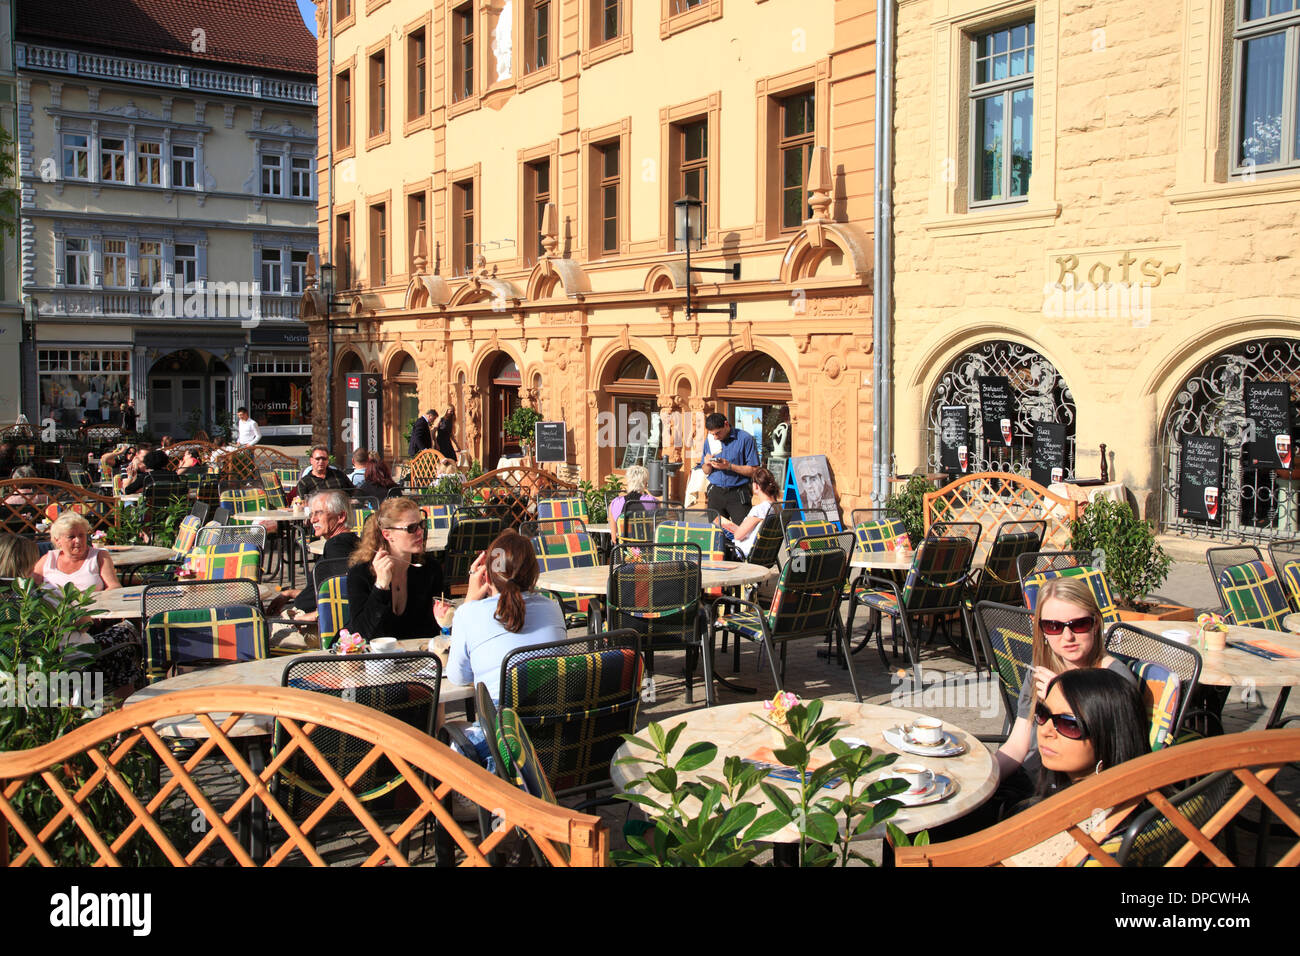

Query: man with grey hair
[{"left": 268, "top": 489, "right": 359, "bottom": 619}]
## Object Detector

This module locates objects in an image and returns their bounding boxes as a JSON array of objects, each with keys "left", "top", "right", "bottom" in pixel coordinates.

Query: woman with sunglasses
[
  {"left": 1034, "top": 667, "right": 1149, "bottom": 798},
  {"left": 995, "top": 576, "right": 1139, "bottom": 795},
  {"left": 346, "top": 498, "right": 443, "bottom": 639}
]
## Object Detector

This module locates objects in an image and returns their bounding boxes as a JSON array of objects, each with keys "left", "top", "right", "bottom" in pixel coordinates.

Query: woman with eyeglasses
[
  {"left": 346, "top": 498, "right": 443, "bottom": 639},
  {"left": 995, "top": 576, "right": 1139, "bottom": 795}
]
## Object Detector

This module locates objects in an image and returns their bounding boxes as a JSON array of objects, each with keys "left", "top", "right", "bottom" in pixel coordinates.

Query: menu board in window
[
  {"left": 939, "top": 405, "right": 969, "bottom": 477},
  {"left": 620, "top": 443, "right": 644, "bottom": 469},
  {"left": 1245, "top": 380, "right": 1293, "bottom": 470},
  {"left": 1030, "top": 422, "right": 1068, "bottom": 487},
  {"left": 977, "top": 376, "right": 1015, "bottom": 445},
  {"left": 1178, "top": 435, "right": 1223, "bottom": 524},
  {"left": 533, "top": 421, "right": 567, "bottom": 463}
]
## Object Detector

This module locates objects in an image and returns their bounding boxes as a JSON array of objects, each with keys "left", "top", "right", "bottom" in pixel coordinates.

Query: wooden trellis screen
[
  {"left": 922, "top": 471, "right": 1081, "bottom": 564},
  {"left": 0, "top": 479, "right": 119, "bottom": 537},
  {"left": 0, "top": 686, "right": 608, "bottom": 867}
]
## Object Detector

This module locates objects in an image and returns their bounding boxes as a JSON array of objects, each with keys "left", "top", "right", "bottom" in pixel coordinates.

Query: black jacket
[
  {"left": 409, "top": 415, "right": 433, "bottom": 457},
  {"left": 346, "top": 558, "right": 444, "bottom": 639}
]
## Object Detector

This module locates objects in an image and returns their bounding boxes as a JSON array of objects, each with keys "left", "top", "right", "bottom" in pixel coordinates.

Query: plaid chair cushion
[
  {"left": 317, "top": 575, "right": 349, "bottom": 649},
  {"left": 144, "top": 603, "right": 268, "bottom": 681},
  {"left": 348, "top": 506, "right": 373, "bottom": 536},
  {"left": 274, "top": 468, "right": 300, "bottom": 491},
  {"left": 536, "top": 497, "right": 589, "bottom": 523},
  {"left": 715, "top": 604, "right": 767, "bottom": 640},
  {"left": 496, "top": 707, "right": 558, "bottom": 804},
  {"left": 188, "top": 544, "right": 261, "bottom": 580},
  {"left": 655, "top": 522, "right": 726, "bottom": 561},
  {"left": 220, "top": 488, "right": 269, "bottom": 514},
  {"left": 533, "top": 531, "right": 599, "bottom": 617},
  {"left": 1280, "top": 560, "right": 1300, "bottom": 613},
  {"left": 1130, "top": 660, "right": 1181, "bottom": 751},
  {"left": 615, "top": 511, "right": 657, "bottom": 544},
  {"left": 853, "top": 518, "right": 907, "bottom": 559},
  {"left": 502, "top": 647, "right": 642, "bottom": 791},
  {"left": 607, "top": 558, "right": 702, "bottom": 648},
  {"left": 420, "top": 503, "right": 454, "bottom": 532},
  {"left": 1023, "top": 566, "right": 1121, "bottom": 626},
  {"left": 1219, "top": 560, "right": 1290, "bottom": 631},
  {"left": 857, "top": 589, "right": 900, "bottom": 615},
  {"left": 970, "top": 531, "right": 1040, "bottom": 606},
  {"left": 898, "top": 537, "right": 973, "bottom": 611},
  {"left": 172, "top": 514, "right": 202, "bottom": 553},
  {"left": 987, "top": 624, "right": 1034, "bottom": 700},
  {"left": 787, "top": 520, "right": 841, "bottom": 545},
  {"left": 259, "top": 472, "right": 287, "bottom": 510}
]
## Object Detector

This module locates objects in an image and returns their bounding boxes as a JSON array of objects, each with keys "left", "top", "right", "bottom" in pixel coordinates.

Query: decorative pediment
[
  {"left": 525, "top": 257, "right": 591, "bottom": 300},
  {"left": 447, "top": 275, "right": 522, "bottom": 309},
  {"left": 404, "top": 274, "right": 452, "bottom": 310},
  {"left": 644, "top": 261, "right": 690, "bottom": 293},
  {"left": 779, "top": 220, "right": 873, "bottom": 286}
]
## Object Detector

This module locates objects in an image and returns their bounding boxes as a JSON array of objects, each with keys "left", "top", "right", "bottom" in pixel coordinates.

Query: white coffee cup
[
  {"left": 370, "top": 637, "right": 398, "bottom": 654},
  {"left": 887, "top": 764, "right": 934, "bottom": 795},
  {"left": 911, "top": 717, "right": 944, "bottom": 746}
]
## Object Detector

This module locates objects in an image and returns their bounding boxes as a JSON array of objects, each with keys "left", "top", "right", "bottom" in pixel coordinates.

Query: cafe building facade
[
  {"left": 890, "top": 0, "right": 1300, "bottom": 539},
  {"left": 304, "top": 0, "right": 878, "bottom": 506}
]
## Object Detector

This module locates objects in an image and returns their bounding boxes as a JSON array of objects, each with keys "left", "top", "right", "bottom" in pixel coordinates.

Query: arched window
[
  {"left": 1160, "top": 338, "right": 1300, "bottom": 540},
  {"left": 604, "top": 352, "right": 660, "bottom": 471},
  {"left": 926, "top": 341, "right": 1075, "bottom": 478},
  {"left": 716, "top": 352, "right": 793, "bottom": 470}
]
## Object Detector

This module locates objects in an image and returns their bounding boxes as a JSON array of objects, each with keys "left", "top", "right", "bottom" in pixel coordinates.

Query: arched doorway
[
  {"left": 483, "top": 352, "right": 521, "bottom": 465},
  {"left": 600, "top": 351, "right": 660, "bottom": 475},
  {"left": 715, "top": 352, "right": 793, "bottom": 473},
  {"left": 148, "top": 348, "right": 232, "bottom": 438},
  {"left": 1160, "top": 338, "right": 1300, "bottom": 540},
  {"left": 925, "top": 341, "right": 1076, "bottom": 478},
  {"left": 388, "top": 350, "right": 419, "bottom": 457}
]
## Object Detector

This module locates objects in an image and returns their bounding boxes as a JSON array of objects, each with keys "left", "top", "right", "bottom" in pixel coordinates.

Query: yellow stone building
[
  {"left": 891, "top": 0, "right": 1300, "bottom": 539},
  {"left": 306, "top": 0, "right": 877, "bottom": 506}
]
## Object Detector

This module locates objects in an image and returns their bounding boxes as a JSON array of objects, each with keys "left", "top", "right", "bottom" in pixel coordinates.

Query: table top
[
  {"left": 537, "top": 560, "right": 773, "bottom": 595},
  {"left": 232, "top": 508, "right": 306, "bottom": 522},
  {"left": 124, "top": 638, "right": 470, "bottom": 738},
  {"left": 1139, "top": 619, "right": 1300, "bottom": 688},
  {"left": 308, "top": 528, "right": 449, "bottom": 555},
  {"left": 611, "top": 700, "right": 997, "bottom": 841},
  {"left": 1283, "top": 612, "right": 1300, "bottom": 633},
  {"left": 99, "top": 544, "right": 182, "bottom": 568},
  {"left": 88, "top": 581, "right": 283, "bottom": 619},
  {"left": 851, "top": 550, "right": 984, "bottom": 572}
]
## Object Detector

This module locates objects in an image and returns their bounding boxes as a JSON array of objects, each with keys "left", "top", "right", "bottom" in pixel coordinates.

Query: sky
[{"left": 297, "top": 0, "right": 317, "bottom": 35}]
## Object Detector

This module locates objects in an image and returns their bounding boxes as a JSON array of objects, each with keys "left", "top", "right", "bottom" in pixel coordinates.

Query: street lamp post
[{"left": 673, "top": 198, "right": 739, "bottom": 322}]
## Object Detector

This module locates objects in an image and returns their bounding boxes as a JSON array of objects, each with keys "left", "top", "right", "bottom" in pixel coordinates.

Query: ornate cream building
[
  {"left": 891, "top": 0, "right": 1300, "bottom": 540},
  {"left": 305, "top": 0, "right": 877, "bottom": 505}
]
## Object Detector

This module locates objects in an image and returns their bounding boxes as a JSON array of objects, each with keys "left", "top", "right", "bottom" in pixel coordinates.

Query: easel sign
[{"left": 787, "top": 454, "right": 840, "bottom": 524}]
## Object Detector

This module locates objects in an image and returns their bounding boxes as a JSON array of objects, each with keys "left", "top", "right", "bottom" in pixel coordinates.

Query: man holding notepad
[{"left": 700, "top": 412, "right": 760, "bottom": 524}]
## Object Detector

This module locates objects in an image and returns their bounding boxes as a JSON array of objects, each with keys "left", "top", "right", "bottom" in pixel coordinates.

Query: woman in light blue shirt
[{"left": 447, "top": 529, "right": 567, "bottom": 703}]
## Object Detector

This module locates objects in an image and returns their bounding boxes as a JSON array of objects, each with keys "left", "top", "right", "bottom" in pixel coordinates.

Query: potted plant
[
  {"left": 503, "top": 406, "right": 543, "bottom": 462},
  {"left": 1068, "top": 498, "right": 1189, "bottom": 620}
]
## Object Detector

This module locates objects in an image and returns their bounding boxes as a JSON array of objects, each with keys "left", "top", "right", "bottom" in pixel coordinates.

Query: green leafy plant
[
  {"left": 615, "top": 699, "right": 923, "bottom": 867},
  {"left": 465, "top": 458, "right": 485, "bottom": 481},
  {"left": 503, "top": 406, "right": 542, "bottom": 448},
  {"left": 429, "top": 473, "right": 464, "bottom": 505},
  {"left": 884, "top": 475, "right": 932, "bottom": 545},
  {"left": 1069, "top": 497, "right": 1173, "bottom": 609},
  {"left": 577, "top": 474, "right": 624, "bottom": 524}
]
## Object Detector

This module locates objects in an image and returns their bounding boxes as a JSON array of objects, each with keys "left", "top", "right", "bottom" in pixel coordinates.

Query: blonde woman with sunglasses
[
  {"left": 346, "top": 498, "right": 445, "bottom": 639},
  {"left": 995, "top": 576, "right": 1138, "bottom": 790}
]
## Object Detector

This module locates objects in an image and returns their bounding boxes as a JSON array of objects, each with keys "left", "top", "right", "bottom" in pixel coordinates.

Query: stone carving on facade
[
  {"left": 466, "top": 386, "right": 484, "bottom": 453},
  {"left": 795, "top": 334, "right": 812, "bottom": 354},
  {"left": 658, "top": 394, "right": 682, "bottom": 463}
]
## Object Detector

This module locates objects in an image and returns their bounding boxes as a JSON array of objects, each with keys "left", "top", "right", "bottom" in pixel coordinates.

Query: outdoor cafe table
[
  {"left": 536, "top": 559, "right": 773, "bottom": 595},
  {"left": 1282, "top": 612, "right": 1300, "bottom": 634},
  {"left": 611, "top": 699, "right": 997, "bottom": 854},
  {"left": 99, "top": 544, "right": 184, "bottom": 568},
  {"left": 1137, "top": 619, "right": 1300, "bottom": 728},
  {"left": 88, "top": 582, "right": 283, "bottom": 620}
]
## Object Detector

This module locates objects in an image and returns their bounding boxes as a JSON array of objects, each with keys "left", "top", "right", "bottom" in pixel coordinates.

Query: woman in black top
[
  {"left": 346, "top": 497, "right": 443, "bottom": 639},
  {"left": 354, "top": 459, "right": 402, "bottom": 502},
  {"left": 435, "top": 407, "right": 460, "bottom": 462}
]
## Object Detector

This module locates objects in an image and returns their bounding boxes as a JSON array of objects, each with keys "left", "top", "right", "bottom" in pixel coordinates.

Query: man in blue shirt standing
[{"left": 700, "top": 412, "right": 761, "bottom": 523}]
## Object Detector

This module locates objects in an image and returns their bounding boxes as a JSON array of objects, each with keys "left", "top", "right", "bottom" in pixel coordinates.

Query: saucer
[
  {"left": 879, "top": 774, "right": 957, "bottom": 807},
  {"left": 883, "top": 726, "right": 966, "bottom": 757}
]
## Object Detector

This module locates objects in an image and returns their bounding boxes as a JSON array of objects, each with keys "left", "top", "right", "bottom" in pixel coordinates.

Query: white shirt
[
  {"left": 734, "top": 500, "right": 774, "bottom": 556},
  {"left": 236, "top": 417, "right": 261, "bottom": 446}
]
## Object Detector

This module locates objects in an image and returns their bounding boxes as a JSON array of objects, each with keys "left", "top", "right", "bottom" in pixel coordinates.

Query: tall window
[
  {"left": 137, "top": 141, "right": 162, "bottom": 185},
  {"left": 174, "top": 243, "right": 198, "bottom": 286},
  {"left": 171, "top": 144, "right": 196, "bottom": 188},
  {"left": 970, "top": 21, "right": 1034, "bottom": 204},
  {"left": 103, "top": 239, "right": 128, "bottom": 288},
  {"left": 673, "top": 119, "right": 708, "bottom": 249},
  {"left": 370, "top": 203, "right": 388, "bottom": 285},
  {"left": 336, "top": 213, "right": 353, "bottom": 288},
  {"left": 336, "top": 0, "right": 351, "bottom": 20},
  {"left": 139, "top": 241, "right": 163, "bottom": 289},
  {"left": 408, "top": 27, "right": 428, "bottom": 119},
  {"left": 261, "top": 154, "right": 283, "bottom": 195},
  {"left": 1234, "top": 1, "right": 1300, "bottom": 172},
  {"left": 101, "top": 137, "right": 127, "bottom": 182},
  {"left": 454, "top": 179, "right": 475, "bottom": 273},
  {"left": 453, "top": 5, "right": 475, "bottom": 101},
  {"left": 64, "top": 238, "right": 92, "bottom": 286},
  {"left": 777, "top": 91, "right": 814, "bottom": 230},
  {"left": 261, "top": 248, "right": 283, "bottom": 293},
  {"left": 527, "top": 0, "right": 550, "bottom": 71},
  {"left": 525, "top": 158, "right": 551, "bottom": 261},
  {"left": 290, "top": 250, "right": 310, "bottom": 295},
  {"left": 596, "top": 0, "right": 620, "bottom": 44},
  {"left": 291, "top": 156, "right": 312, "bottom": 198},
  {"left": 408, "top": 191, "right": 428, "bottom": 271},
  {"left": 369, "top": 49, "right": 387, "bottom": 137},
  {"left": 62, "top": 133, "right": 89, "bottom": 180},
  {"left": 597, "top": 140, "right": 620, "bottom": 255},
  {"left": 336, "top": 69, "right": 353, "bottom": 148}
]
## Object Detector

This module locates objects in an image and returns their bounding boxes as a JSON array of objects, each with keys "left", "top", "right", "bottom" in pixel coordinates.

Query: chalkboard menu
[
  {"left": 939, "top": 405, "right": 969, "bottom": 476},
  {"left": 621, "top": 443, "right": 645, "bottom": 469},
  {"left": 1031, "top": 422, "right": 1068, "bottom": 487},
  {"left": 1245, "top": 380, "right": 1293, "bottom": 469},
  {"left": 1179, "top": 434, "right": 1224, "bottom": 524},
  {"left": 978, "top": 376, "right": 1015, "bottom": 445},
  {"left": 533, "top": 421, "right": 567, "bottom": 463}
]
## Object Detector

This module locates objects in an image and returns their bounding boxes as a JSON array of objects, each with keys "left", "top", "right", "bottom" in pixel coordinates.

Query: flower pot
[{"left": 1116, "top": 603, "right": 1195, "bottom": 622}]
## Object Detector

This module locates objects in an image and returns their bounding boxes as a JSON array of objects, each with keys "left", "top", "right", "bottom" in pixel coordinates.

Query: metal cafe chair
[{"left": 1206, "top": 545, "right": 1265, "bottom": 612}]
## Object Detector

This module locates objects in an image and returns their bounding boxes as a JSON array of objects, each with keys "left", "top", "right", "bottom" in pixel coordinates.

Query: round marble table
[
  {"left": 611, "top": 699, "right": 997, "bottom": 841},
  {"left": 100, "top": 544, "right": 184, "bottom": 568},
  {"left": 1283, "top": 612, "right": 1300, "bottom": 634},
  {"left": 88, "top": 582, "right": 283, "bottom": 620},
  {"left": 308, "top": 527, "right": 449, "bottom": 555},
  {"left": 1138, "top": 619, "right": 1300, "bottom": 727},
  {"left": 124, "top": 638, "right": 471, "bottom": 739},
  {"left": 232, "top": 509, "right": 307, "bottom": 523},
  {"left": 537, "top": 559, "right": 773, "bottom": 595}
]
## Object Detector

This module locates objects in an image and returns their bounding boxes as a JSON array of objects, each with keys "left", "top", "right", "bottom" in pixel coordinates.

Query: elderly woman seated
[
  {"left": 607, "top": 464, "right": 659, "bottom": 543},
  {"left": 34, "top": 512, "right": 121, "bottom": 592}
]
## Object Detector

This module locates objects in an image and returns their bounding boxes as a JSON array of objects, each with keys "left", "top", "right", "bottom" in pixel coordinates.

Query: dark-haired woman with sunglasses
[
  {"left": 346, "top": 498, "right": 444, "bottom": 639},
  {"left": 1034, "top": 668, "right": 1149, "bottom": 797},
  {"left": 995, "top": 576, "right": 1138, "bottom": 798}
]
